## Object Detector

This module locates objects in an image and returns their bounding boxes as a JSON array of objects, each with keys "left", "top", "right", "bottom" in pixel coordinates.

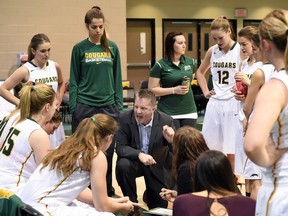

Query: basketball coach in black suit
[{"left": 116, "top": 89, "right": 175, "bottom": 212}]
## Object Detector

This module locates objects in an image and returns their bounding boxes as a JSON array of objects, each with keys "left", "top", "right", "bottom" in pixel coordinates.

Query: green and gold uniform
[{"left": 69, "top": 39, "right": 123, "bottom": 114}]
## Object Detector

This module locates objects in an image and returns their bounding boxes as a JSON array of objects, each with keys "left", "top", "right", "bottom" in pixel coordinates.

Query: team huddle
[{"left": 0, "top": 5, "right": 288, "bottom": 216}]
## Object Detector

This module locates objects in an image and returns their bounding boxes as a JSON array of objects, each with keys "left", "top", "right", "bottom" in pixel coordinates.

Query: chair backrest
[{"left": 0, "top": 189, "right": 43, "bottom": 216}]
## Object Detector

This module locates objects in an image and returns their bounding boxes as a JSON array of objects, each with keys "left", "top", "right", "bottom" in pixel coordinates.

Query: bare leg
[{"left": 250, "top": 179, "right": 261, "bottom": 200}]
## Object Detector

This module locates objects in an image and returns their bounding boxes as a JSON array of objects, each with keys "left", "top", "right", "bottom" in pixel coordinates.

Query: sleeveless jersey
[
  {"left": 262, "top": 63, "right": 275, "bottom": 82},
  {"left": 0, "top": 112, "right": 20, "bottom": 146},
  {"left": 256, "top": 69, "right": 288, "bottom": 216},
  {"left": 22, "top": 60, "right": 58, "bottom": 92},
  {"left": 247, "top": 63, "right": 275, "bottom": 122},
  {"left": 210, "top": 42, "right": 241, "bottom": 100},
  {"left": 238, "top": 61, "right": 263, "bottom": 121},
  {"left": 269, "top": 69, "right": 288, "bottom": 151},
  {"left": 0, "top": 118, "right": 41, "bottom": 193},
  {"left": 20, "top": 163, "right": 90, "bottom": 206},
  {"left": 261, "top": 69, "right": 288, "bottom": 180},
  {"left": 22, "top": 60, "right": 65, "bottom": 149},
  {"left": 243, "top": 63, "right": 275, "bottom": 180},
  {"left": 19, "top": 162, "right": 92, "bottom": 215},
  {"left": 241, "top": 60, "right": 263, "bottom": 78}
]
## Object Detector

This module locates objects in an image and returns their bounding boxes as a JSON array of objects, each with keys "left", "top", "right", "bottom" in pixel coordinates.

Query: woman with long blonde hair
[
  {"left": 20, "top": 114, "right": 136, "bottom": 216},
  {"left": 244, "top": 9, "right": 288, "bottom": 215},
  {"left": 0, "top": 82, "right": 56, "bottom": 193}
]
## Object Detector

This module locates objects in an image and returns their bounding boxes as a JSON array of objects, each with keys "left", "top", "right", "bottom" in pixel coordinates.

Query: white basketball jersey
[
  {"left": 0, "top": 118, "right": 41, "bottom": 193},
  {"left": 270, "top": 69, "right": 288, "bottom": 149},
  {"left": 241, "top": 60, "right": 263, "bottom": 78},
  {"left": 210, "top": 42, "right": 241, "bottom": 100},
  {"left": 248, "top": 63, "right": 275, "bottom": 122},
  {"left": 22, "top": 60, "right": 58, "bottom": 92},
  {"left": 0, "top": 112, "right": 20, "bottom": 146},
  {"left": 238, "top": 61, "right": 263, "bottom": 121},
  {"left": 262, "top": 63, "right": 275, "bottom": 82},
  {"left": 20, "top": 163, "right": 90, "bottom": 209},
  {"left": 19, "top": 161, "right": 116, "bottom": 216}
]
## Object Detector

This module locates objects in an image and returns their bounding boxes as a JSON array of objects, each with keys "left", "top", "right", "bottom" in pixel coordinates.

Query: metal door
[
  {"left": 198, "top": 21, "right": 214, "bottom": 83},
  {"left": 163, "top": 20, "right": 198, "bottom": 62},
  {"left": 163, "top": 19, "right": 213, "bottom": 82},
  {"left": 163, "top": 19, "right": 237, "bottom": 87},
  {"left": 126, "top": 19, "right": 155, "bottom": 90}
]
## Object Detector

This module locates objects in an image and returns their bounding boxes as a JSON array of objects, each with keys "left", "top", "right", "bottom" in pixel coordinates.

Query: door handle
[{"left": 127, "top": 61, "right": 151, "bottom": 68}]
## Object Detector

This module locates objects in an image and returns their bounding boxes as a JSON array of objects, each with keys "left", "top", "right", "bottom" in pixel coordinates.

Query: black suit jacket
[{"left": 116, "top": 109, "right": 174, "bottom": 187}]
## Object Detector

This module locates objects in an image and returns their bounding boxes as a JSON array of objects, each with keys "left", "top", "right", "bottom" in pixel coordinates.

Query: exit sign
[{"left": 235, "top": 8, "right": 247, "bottom": 18}]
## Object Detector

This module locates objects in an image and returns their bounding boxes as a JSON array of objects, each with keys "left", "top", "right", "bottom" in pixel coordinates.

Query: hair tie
[
  {"left": 31, "top": 86, "right": 35, "bottom": 91},
  {"left": 220, "top": 15, "right": 226, "bottom": 19},
  {"left": 91, "top": 117, "right": 96, "bottom": 123},
  {"left": 91, "top": 6, "right": 101, "bottom": 11}
]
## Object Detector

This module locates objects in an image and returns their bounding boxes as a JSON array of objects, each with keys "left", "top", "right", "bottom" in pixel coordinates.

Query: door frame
[
  {"left": 162, "top": 19, "right": 237, "bottom": 68},
  {"left": 127, "top": 18, "right": 156, "bottom": 68},
  {"left": 126, "top": 18, "right": 156, "bottom": 90},
  {"left": 243, "top": 19, "right": 262, "bottom": 27}
]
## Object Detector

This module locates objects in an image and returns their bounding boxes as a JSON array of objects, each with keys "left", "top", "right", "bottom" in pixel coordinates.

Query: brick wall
[{"left": 0, "top": 0, "right": 127, "bottom": 81}]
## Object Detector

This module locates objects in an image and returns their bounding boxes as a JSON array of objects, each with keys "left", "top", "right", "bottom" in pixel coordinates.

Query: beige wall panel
[{"left": 127, "top": 0, "right": 287, "bottom": 62}]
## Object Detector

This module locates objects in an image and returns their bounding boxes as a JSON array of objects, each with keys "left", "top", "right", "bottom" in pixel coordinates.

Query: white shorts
[
  {"left": 244, "top": 157, "right": 262, "bottom": 180},
  {"left": 202, "top": 97, "right": 239, "bottom": 154},
  {"left": 234, "top": 119, "right": 245, "bottom": 176},
  {"left": 256, "top": 181, "right": 288, "bottom": 216}
]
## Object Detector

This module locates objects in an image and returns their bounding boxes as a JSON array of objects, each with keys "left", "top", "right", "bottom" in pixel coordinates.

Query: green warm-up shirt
[
  {"left": 69, "top": 38, "right": 123, "bottom": 113},
  {"left": 150, "top": 56, "right": 197, "bottom": 115}
]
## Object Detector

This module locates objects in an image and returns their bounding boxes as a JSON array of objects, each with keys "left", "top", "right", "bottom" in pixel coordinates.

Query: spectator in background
[
  {"left": 69, "top": 6, "right": 123, "bottom": 197},
  {"left": 149, "top": 32, "right": 198, "bottom": 129},
  {"left": 7, "top": 53, "right": 28, "bottom": 77},
  {"left": 20, "top": 54, "right": 28, "bottom": 65},
  {"left": 7, "top": 53, "right": 28, "bottom": 98}
]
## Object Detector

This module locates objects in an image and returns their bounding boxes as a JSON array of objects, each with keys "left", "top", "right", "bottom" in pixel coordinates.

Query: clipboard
[{"left": 143, "top": 207, "right": 172, "bottom": 216}]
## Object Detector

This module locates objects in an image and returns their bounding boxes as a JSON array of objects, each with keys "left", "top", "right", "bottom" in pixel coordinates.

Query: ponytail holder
[
  {"left": 91, "top": 117, "right": 96, "bottom": 123},
  {"left": 31, "top": 86, "right": 35, "bottom": 91}
]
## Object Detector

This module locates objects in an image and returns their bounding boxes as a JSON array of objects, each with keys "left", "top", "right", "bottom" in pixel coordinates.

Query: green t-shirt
[
  {"left": 69, "top": 39, "right": 123, "bottom": 113},
  {"left": 150, "top": 56, "right": 197, "bottom": 115}
]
